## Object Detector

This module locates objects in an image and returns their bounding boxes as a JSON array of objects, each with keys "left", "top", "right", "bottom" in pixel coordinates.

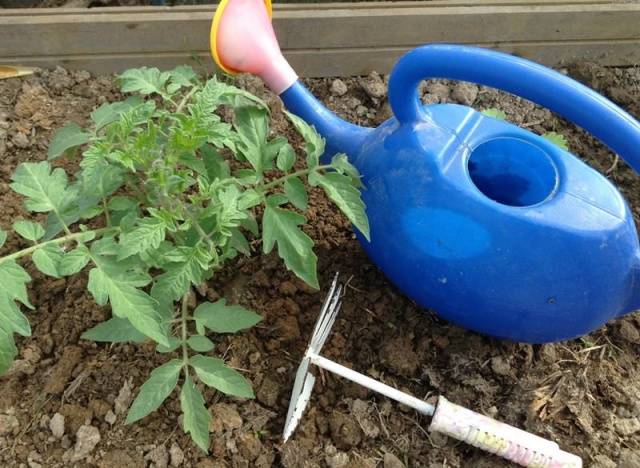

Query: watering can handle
[{"left": 388, "top": 44, "right": 640, "bottom": 173}]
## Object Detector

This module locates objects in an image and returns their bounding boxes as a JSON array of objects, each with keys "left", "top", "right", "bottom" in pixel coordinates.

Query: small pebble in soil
[
  {"left": 0, "top": 409, "right": 19, "bottom": 436},
  {"left": 451, "top": 81, "right": 479, "bottom": 106},
  {"left": 105, "top": 410, "right": 116, "bottom": 425},
  {"left": 72, "top": 425, "right": 101, "bottom": 461},
  {"left": 359, "top": 71, "right": 387, "bottom": 102},
  {"left": 330, "top": 79, "right": 348, "bottom": 97},
  {"left": 144, "top": 445, "right": 169, "bottom": 468},
  {"left": 114, "top": 379, "right": 133, "bottom": 415},
  {"left": 383, "top": 452, "right": 406, "bottom": 468},
  {"left": 169, "top": 443, "right": 184, "bottom": 467},
  {"left": 49, "top": 413, "right": 65, "bottom": 438}
]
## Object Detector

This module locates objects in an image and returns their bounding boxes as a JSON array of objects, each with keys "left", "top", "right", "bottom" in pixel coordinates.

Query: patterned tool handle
[{"left": 429, "top": 397, "right": 582, "bottom": 468}]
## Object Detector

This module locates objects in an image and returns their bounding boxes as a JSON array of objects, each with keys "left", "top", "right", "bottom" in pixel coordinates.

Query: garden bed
[{"left": 0, "top": 63, "right": 640, "bottom": 467}]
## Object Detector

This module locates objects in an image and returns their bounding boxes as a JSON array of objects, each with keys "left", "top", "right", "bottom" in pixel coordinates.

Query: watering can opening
[{"left": 467, "top": 137, "right": 559, "bottom": 207}]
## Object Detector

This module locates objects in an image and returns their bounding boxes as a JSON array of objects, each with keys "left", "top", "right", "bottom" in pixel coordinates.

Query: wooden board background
[{"left": 1, "top": 0, "right": 639, "bottom": 76}]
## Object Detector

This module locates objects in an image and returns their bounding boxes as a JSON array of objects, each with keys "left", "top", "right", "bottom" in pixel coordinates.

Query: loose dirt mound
[{"left": 0, "top": 64, "right": 639, "bottom": 467}]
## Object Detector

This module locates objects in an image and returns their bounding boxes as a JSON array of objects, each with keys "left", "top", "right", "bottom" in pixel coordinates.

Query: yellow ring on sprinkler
[{"left": 210, "top": 0, "right": 273, "bottom": 74}]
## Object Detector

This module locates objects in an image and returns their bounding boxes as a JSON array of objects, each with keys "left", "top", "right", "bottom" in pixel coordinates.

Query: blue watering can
[{"left": 212, "top": 0, "right": 640, "bottom": 343}]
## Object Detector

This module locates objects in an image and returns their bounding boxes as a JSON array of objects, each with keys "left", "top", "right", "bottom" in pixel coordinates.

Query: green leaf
[
  {"left": 0, "top": 327, "right": 18, "bottom": 375},
  {"left": 87, "top": 267, "right": 169, "bottom": 347},
  {"left": 276, "top": 143, "right": 296, "bottom": 172},
  {"left": 0, "top": 229, "right": 6, "bottom": 249},
  {"left": 262, "top": 201, "right": 318, "bottom": 289},
  {"left": 310, "top": 172, "right": 370, "bottom": 241},
  {"left": 12, "top": 220, "right": 44, "bottom": 242},
  {"left": 187, "top": 335, "right": 215, "bottom": 352},
  {"left": 10, "top": 162, "right": 76, "bottom": 214},
  {"left": 48, "top": 123, "right": 91, "bottom": 160},
  {"left": 32, "top": 243, "right": 64, "bottom": 277},
  {"left": 330, "top": 154, "right": 362, "bottom": 187},
  {"left": 118, "top": 217, "right": 167, "bottom": 260},
  {"left": 168, "top": 65, "right": 198, "bottom": 91},
  {"left": 0, "top": 293, "right": 31, "bottom": 337},
  {"left": 234, "top": 106, "right": 269, "bottom": 174},
  {"left": 59, "top": 245, "right": 91, "bottom": 276},
  {"left": 151, "top": 247, "right": 209, "bottom": 303},
  {"left": 284, "top": 177, "right": 308, "bottom": 210},
  {"left": 285, "top": 111, "right": 325, "bottom": 168},
  {"left": 193, "top": 299, "right": 261, "bottom": 334},
  {"left": 201, "top": 144, "right": 230, "bottom": 182},
  {"left": 157, "top": 337, "right": 181, "bottom": 354},
  {"left": 119, "top": 67, "right": 170, "bottom": 97},
  {"left": 82, "top": 316, "right": 148, "bottom": 343},
  {"left": 481, "top": 108, "right": 507, "bottom": 120},
  {"left": 126, "top": 359, "right": 182, "bottom": 424},
  {"left": 190, "top": 354, "right": 254, "bottom": 398},
  {"left": 0, "top": 260, "right": 32, "bottom": 309},
  {"left": 91, "top": 96, "right": 142, "bottom": 131},
  {"left": 180, "top": 375, "right": 211, "bottom": 453},
  {"left": 542, "top": 132, "right": 569, "bottom": 150}
]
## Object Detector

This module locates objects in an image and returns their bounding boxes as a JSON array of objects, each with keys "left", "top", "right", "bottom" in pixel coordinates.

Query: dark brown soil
[{"left": 1, "top": 63, "right": 640, "bottom": 468}]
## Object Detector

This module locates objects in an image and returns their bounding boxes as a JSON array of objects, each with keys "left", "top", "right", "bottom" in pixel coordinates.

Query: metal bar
[{"left": 309, "top": 353, "right": 435, "bottom": 416}]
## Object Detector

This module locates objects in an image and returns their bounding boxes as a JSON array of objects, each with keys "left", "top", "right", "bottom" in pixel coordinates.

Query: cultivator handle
[{"left": 429, "top": 397, "right": 582, "bottom": 468}]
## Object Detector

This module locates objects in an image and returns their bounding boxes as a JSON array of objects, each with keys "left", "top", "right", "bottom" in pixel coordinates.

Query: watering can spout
[{"left": 211, "top": 0, "right": 371, "bottom": 160}]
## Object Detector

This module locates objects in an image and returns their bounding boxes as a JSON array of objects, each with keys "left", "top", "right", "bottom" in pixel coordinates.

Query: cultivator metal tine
[
  {"left": 310, "top": 281, "right": 343, "bottom": 354},
  {"left": 283, "top": 273, "right": 343, "bottom": 442},
  {"left": 309, "top": 273, "right": 339, "bottom": 343}
]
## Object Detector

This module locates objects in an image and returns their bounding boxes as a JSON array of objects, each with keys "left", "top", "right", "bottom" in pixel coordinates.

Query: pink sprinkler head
[{"left": 210, "top": 0, "right": 298, "bottom": 94}]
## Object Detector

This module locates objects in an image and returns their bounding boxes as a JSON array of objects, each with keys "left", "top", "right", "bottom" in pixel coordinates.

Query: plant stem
[
  {"left": 180, "top": 292, "right": 191, "bottom": 379},
  {"left": 259, "top": 165, "right": 331, "bottom": 192},
  {"left": 102, "top": 198, "right": 111, "bottom": 227},
  {"left": 0, "top": 227, "right": 119, "bottom": 265},
  {"left": 176, "top": 87, "right": 197, "bottom": 114}
]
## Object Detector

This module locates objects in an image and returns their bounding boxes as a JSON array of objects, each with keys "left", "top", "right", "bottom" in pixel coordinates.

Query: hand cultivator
[{"left": 284, "top": 276, "right": 582, "bottom": 467}]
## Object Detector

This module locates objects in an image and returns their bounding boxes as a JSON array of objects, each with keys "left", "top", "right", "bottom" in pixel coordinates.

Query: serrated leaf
[
  {"left": 168, "top": 65, "right": 197, "bottom": 90},
  {"left": 238, "top": 189, "right": 261, "bottom": 211},
  {"left": 119, "top": 67, "right": 170, "bottom": 96},
  {"left": 59, "top": 245, "right": 91, "bottom": 276},
  {"left": 190, "top": 354, "right": 254, "bottom": 398},
  {"left": 262, "top": 201, "right": 318, "bottom": 288},
  {"left": 91, "top": 96, "right": 142, "bottom": 131},
  {"left": 330, "top": 154, "right": 363, "bottom": 187},
  {"left": 194, "top": 299, "right": 261, "bottom": 334},
  {"left": 118, "top": 217, "right": 167, "bottom": 260},
  {"left": 151, "top": 248, "right": 209, "bottom": 303},
  {"left": 234, "top": 106, "right": 269, "bottom": 175},
  {"left": 126, "top": 359, "right": 182, "bottom": 424},
  {"left": 32, "top": 243, "right": 64, "bottom": 277},
  {"left": 0, "top": 229, "right": 6, "bottom": 248},
  {"left": 48, "top": 123, "right": 91, "bottom": 160},
  {"left": 82, "top": 316, "right": 148, "bottom": 343},
  {"left": 0, "top": 293, "right": 31, "bottom": 337},
  {"left": 12, "top": 220, "right": 44, "bottom": 242},
  {"left": 180, "top": 375, "right": 211, "bottom": 453},
  {"left": 481, "top": 108, "right": 507, "bottom": 120},
  {"left": 0, "top": 260, "right": 32, "bottom": 309},
  {"left": 276, "top": 143, "right": 296, "bottom": 172},
  {"left": 285, "top": 111, "right": 325, "bottom": 168},
  {"left": 10, "top": 162, "right": 76, "bottom": 214},
  {"left": 542, "top": 132, "right": 569, "bottom": 150},
  {"left": 87, "top": 267, "right": 169, "bottom": 346},
  {"left": 187, "top": 335, "right": 215, "bottom": 352},
  {"left": 311, "top": 172, "right": 370, "bottom": 241},
  {"left": 284, "top": 177, "right": 308, "bottom": 210},
  {"left": 108, "top": 196, "right": 138, "bottom": 212}
]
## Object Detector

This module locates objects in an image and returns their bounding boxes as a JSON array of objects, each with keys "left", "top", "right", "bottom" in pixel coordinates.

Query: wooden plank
[
  {"left": 0, "top": 2, "right": 638, "bottom": 75},
  {"left": 2, "top": 2, "right": 639, "bottom": 56}
]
